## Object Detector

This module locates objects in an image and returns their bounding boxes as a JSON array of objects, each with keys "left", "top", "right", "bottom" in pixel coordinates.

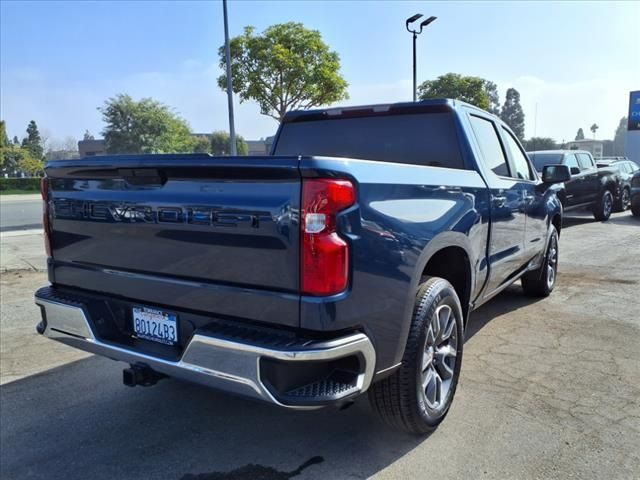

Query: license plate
[{"left": 132, "top": 307, "right": 178, "bottom": 345}]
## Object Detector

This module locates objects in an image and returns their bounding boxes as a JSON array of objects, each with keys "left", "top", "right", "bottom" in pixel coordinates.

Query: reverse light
[
  {"left": 301, "top": 179, "right": 356, "bottom": 296},
  {"left": 40, "top": 177, "right": 51, "bottom": 257}
]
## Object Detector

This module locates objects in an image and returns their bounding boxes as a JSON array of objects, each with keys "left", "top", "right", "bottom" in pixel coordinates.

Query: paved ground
[
  {"left": 1, "top": 210, "right": 639, "bottom": 479},
  {"left": 0, "top": 194, "right": 42, "bottom": 232}
]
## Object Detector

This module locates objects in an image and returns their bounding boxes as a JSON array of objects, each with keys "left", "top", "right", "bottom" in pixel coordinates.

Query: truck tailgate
[{"left": 45, "top": 155, "right": 301, "bottom": 327}]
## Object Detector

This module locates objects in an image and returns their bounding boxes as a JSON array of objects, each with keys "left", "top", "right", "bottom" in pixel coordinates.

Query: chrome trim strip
[{"left": 35, "top": 293, "right": 376, "bottom": 409}]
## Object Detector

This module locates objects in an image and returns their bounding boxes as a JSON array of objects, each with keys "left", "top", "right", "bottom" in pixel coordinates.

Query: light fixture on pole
[
  {"left": 222, "top": 0, "right": 237, "bottom": 155},
  {"left": 406, "top": 14, "right": 437, "bottom": 102}
]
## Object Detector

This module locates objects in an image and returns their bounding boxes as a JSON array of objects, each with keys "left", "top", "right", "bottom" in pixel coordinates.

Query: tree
[
  {"left": 18, "top": 152, "right": 44, "bottom": 176},
  {"left": 524, "top": 137, "right": 558, "bottom": 151},
  {"left": 0, "top": 121, "right": 9, "bottom": 169},
  {"left": 575, "top": 128, "right": 585, "bottom": 140},
  {"left": 83, "top": 130, "right": 95, "bottom": 141},
  {"left": 192, "top": 136, "right": 211, "bottom": 154},
  {"left": 613, "top": 117, "right": 627, "bottom": 155},
  {"left": 418, "top": 73, "right": 497, "bottom": 111},
  {"left": 21, "top": 120, "right": 44, "bottom": 159},
  {"left": 218, "top": 22, "right": 349, "bottom": 122},
  {"left": 590, "top": 123, "right": 599, "bottom": 139},
  {"left": 500, "top": 88, "right": 525, "bottom": 140},
  {"left": 210, "top": 131, "right": 248, "bottom": 156},
  {"left": 99, "top": 94, "right": 195, "bottom": 154}
]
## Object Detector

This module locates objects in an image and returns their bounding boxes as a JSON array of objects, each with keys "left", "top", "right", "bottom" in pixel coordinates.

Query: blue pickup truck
[{"left": 35, "top": 99, "right": 570, "bottom": 434}]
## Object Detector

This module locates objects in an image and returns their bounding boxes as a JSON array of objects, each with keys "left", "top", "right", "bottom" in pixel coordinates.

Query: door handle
[{"left": 492, "top": 195, "right": 507, "bottom": 208}]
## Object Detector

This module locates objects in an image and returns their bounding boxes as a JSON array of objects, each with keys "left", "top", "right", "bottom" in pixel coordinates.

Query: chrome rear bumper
[{"left": 35, "top": 290, "right": 375, "bottom": 409}]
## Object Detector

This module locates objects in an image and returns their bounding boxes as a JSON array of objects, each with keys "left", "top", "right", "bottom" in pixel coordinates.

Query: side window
[
  {"left": 630, "top": 161, "right": 640, "bottom": 172},
  {"left": 564, "top": 154, "right": 580, "bottom": 173},
  {"left": 469, "top": 115, "right": 509, "bottom": 177},
  {"left": 576, "top": 153, "right": 594, "bottom": 170},
  {"left": 501, "top": 128, "right": 534, "bottom": 180}
]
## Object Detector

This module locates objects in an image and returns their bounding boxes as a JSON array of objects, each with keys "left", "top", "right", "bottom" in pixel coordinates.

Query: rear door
[
  {"left": 562, "top": 154, "right": 583, "bottom": 206},
  {"left": 467, "top": 114, "right": 527, "bottom": 295},
  {"left": 576, "top": 153, "right": 599, "bottom": 203}
]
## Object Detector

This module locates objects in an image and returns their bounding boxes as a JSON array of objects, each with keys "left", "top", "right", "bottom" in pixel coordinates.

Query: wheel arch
[{"left": 389, "top": 233, "right": 477, "bottom": 368}]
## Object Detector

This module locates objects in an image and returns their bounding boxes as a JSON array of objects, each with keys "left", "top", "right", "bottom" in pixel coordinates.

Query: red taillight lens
[
  {"left": 41, "top": 177, "right": 51, "bottom": 257},
  {"left": 301, "top": 179, "right": 355, "bottom": 296}
]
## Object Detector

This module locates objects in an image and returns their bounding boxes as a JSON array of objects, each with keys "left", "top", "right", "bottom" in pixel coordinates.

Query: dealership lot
[{"left": 1, "top": 211, "right": 639, "bottom": 480}]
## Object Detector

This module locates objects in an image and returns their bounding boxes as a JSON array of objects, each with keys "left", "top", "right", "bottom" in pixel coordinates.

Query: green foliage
[
  {"left": 218, "top": 22, "right": 349, "bottom": 122},
  {"left": 21, "top": 120, "right": 44, "bottom": 159},
  {"left": 83, "top": 130, "right": 95, "bottom": 141},
  {"left": 192, "top": 136, "right": 212, "bottom": 154},
  {"left": 613, "top": 117, "right": 627, "bottom": 155},
  {"left": 500, "top": 88, "right": 525, "bottom": 140},
  {"left": 590, "top": 123, "right": 599, "bottom": 138},
  {"left": 18, "top": 154, "right": 44, "bottom": 176},
  {"left": 99, "top": 94, "right": 196, "bottom": 154},
  {"left": 575, "top": 128, "right": 585, "bottom": 140},
  {"left": 0, "top": 177, "right": 42, "bottom": 192},
  {"left": 418, "top": 73, "right": 497, "bottom": 111},
  {"left": 524, "top": 137, "right": 558, "bottom": 151},
  {"left": 210, "top": 131, "right": 248, "bottom": 156}
]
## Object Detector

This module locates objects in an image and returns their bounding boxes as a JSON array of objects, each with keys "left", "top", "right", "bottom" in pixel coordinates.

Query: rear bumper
[{"left": 35, "top": 287, "right": 376, "bottom": 409}]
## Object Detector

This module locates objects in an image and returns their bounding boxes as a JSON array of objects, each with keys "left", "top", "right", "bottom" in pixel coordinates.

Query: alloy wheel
[
  {"left": 421, "top": 304, "right": 458, "bottom": 414},
  {"left": 547, "top": 234, "right": 558, "bottom": 289}
]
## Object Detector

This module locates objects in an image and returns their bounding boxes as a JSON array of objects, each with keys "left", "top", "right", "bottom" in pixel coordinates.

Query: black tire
[
  {"left": 593, "top": 189, "right": 613, "bottom": 221},
  {"left": 632, "top": 201, "right": 640, "bottom": 217},
  {"left": 521, "top": 226, "right": 558, "bottom": 297},
  {"left": 368, "top": 277, "right": 464, "bottom": 435},
  {"left": 614, "top": 187, "right": 630, "bottom": 212}
]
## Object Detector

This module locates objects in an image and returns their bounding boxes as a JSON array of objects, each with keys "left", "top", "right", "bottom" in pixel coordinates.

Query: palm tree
[{"left": 590, "top": 123, "right": 599, "bottom": 139}]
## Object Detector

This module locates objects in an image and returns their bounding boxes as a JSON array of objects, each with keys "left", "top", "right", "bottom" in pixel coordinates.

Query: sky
[{"left": 1, "top": 0, "right": 638, "bottom": 148}]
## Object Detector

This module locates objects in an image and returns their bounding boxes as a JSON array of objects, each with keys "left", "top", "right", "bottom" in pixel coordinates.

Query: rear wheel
[
  {"left": 593, "top": 190, "right": 613, "bottom": 221},
  {"left": 614, "top": 188, "right": 630, "bottom": 212},
  {"left": 632, "top": 201, "right": 640, "bottom": 217},
  {"left": 522, "top": 226, "right": 558, "bottom": 297},
  {"left": 368, "top": 277, "right": 464, "bottom": 435}
]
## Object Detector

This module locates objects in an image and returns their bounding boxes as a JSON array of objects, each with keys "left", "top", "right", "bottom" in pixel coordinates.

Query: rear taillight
[
  {"left": 301, "top": 179, "right": 355, "bottom": 296},
  {"left": 40, "top": 177, "right": 51, "bottom": 257}
]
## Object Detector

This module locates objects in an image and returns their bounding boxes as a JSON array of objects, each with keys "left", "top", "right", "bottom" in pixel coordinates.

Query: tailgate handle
[{"left": 119, "top": 169, "right": 166, "bottom": 186}]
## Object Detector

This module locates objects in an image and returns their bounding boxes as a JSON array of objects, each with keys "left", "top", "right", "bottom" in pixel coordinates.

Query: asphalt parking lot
[{"left": 1, "top": 210, "right": 639, "bottom": 480}]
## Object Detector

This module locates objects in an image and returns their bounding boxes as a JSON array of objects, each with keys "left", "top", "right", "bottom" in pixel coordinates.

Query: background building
[
  {"left": 78, "top": 139, "right": 106, "bottom": 157},
  {"left": 565, "top": 139, "right": 604, "bottom": 159}
]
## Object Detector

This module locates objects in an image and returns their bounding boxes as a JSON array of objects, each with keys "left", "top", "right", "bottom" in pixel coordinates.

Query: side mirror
[
  {"left": 570, "top": 166, "right": 581, "bottom": 175},
  {"left": 542, "top": 164, "right": 571, "bottom": 184}
]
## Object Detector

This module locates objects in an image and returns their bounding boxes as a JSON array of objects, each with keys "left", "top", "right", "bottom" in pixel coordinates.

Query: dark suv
[
  {"left": 528, "top": 150, "right": 624, "bottom": 220},
  {"left": 596, "top": 159, "right": 640, "bottom": 211}
]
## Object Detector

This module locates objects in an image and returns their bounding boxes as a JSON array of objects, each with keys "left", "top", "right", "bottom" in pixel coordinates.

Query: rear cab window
[
  {"left": 468, "top": 115, "right": 510, "bottom": 177},
  {"left": 274, "top": 111, "right": 465, "bottom": 169}
]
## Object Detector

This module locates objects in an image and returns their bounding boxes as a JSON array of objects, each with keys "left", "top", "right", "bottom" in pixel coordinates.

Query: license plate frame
[{"left": 132, "top": 306, "right": 178, "bottom": 346}]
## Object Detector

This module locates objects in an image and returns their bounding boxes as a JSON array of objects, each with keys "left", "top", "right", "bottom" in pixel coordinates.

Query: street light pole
[
  {"left": 222, "top": 0, "right": 237, "bottom": 156},
  {"left": 406, "top": 14, "right": 437, "bottom": 102},
  {"left": 412, "top": 31, "right": 417, "bottom": 102}
]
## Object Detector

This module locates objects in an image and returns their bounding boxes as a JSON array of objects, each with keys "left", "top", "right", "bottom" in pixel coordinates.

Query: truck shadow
[
  {"left": 1, "top": 286, "right": 543, "bottom": 480},
  {"left": 465, "top": 284, "right": 544, "bottom": 342},
  {"left": 562, "top": 211, "right": 637, "bottom": 228},
  {"left": 0, "top": 356, "right": 426, "bottom": 480}
]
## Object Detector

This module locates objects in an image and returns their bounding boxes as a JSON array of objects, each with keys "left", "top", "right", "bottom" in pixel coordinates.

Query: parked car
[
  {"left": 528, "top": 150, "right": 625, "bottom": 219},
  {"left": 596, "top": 156, "right": 629, "bottom": 168},
  {"left": 599, "top": 159, "right": 639, "bottom": 211},
  {"left": 35, "top": 99, "right": 570, "bottom": 434},
  {"left": 631, "top": 170, "right": 640, "bottom": 217}
]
